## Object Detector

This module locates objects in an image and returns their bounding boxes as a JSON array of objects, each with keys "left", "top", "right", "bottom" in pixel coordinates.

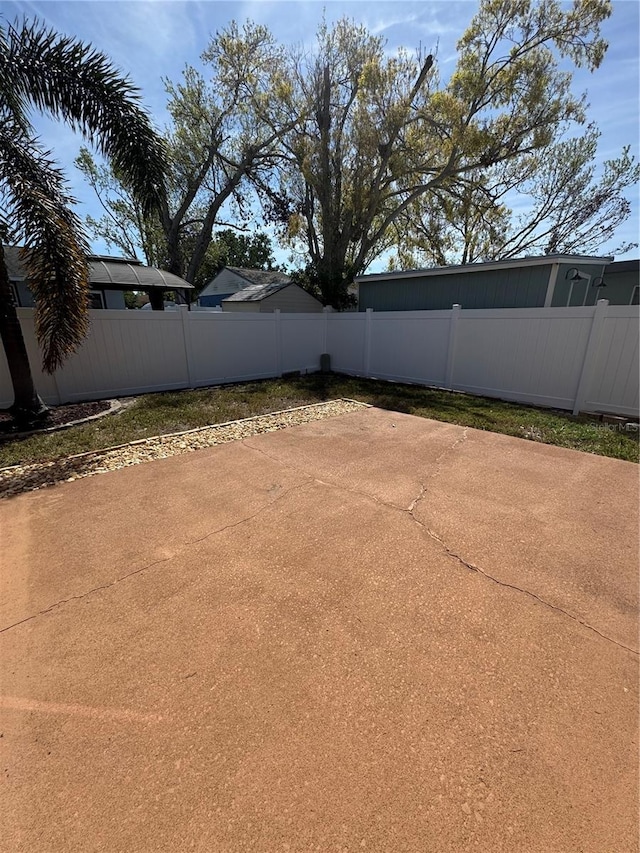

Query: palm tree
[{"left": 0, "top": 18, "right": 166, "bottom": 425}]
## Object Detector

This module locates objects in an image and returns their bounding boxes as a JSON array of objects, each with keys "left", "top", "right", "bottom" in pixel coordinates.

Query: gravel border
[{"left": 0, "top": 399, "right": 369, "bottom": 499}]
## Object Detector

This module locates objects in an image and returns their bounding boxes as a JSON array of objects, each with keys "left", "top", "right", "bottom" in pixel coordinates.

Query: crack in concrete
[
  {"left": 406, "top": 428, "right": 469, "bottom": 512},
  {"left": 245, "top": 436, "right": 639, "bottom": 657},
  {"left": 399, "top": 429, "right": 638, "bottom": 656},
  {"left": 13, "top": 431, "right": 626, "bottom": 654},
  {"left": 6, "top": 421, "right": 633, "bottom": 660},
  {"left": 0, "top": 480, "right": 313, "bottom": 635},
  {"left": 407, "top": 484, "right": 426, "bottom": 514},
  {"left": 0, "top": 554, "right": 176, "bottom": 635},
  {"left": 185, "top": 480, "right": 314, "bottom": 545},
  {"left": 243, "top": 439, "right": 434, "bottom": 517},
  {"left": 407, "top": 513, "right": 639, "bottom": 657}
]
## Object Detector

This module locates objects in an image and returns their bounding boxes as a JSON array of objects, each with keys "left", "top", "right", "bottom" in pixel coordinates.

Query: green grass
[{"left": 1, "top": 374, "right": 637, "bottom": 467}]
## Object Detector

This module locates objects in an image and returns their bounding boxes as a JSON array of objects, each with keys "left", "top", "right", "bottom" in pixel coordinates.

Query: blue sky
[{"left": 3, "top": 0, "right": 639, "bottom": 269}]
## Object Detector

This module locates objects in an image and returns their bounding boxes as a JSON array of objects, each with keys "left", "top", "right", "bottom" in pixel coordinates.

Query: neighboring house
[
  {"left": 604, "top": 259, "right": 640, "bottom": 305},
  {"left": 198, "top": 266, "right": 291, "bottom": 307},
  {"left": 4, "top": 246, "right": 194, "bottom": 308},
  {"left": 221, "top": 281, "right": 324, "bottom": 313},
  {"left": 355, "top": 254, "right": 639, "bottom": 312}
]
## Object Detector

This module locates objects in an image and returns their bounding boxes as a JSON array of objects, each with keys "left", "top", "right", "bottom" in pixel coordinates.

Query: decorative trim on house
[{"left": 354, "top": 253, "right": 614, "bottom": 284}]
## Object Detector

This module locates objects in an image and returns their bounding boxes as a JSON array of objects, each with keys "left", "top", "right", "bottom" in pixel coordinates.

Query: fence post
[
  {"left": 179, "top": 305, "right": 194, "bottom": 388},
  {"left": 364, "top": 308, "right": 373, "bottom": 377},
  {"left": 445, "top": 304, "right": 462, "bottom": 390},
  {"left": 572, "top": 298, "right": 609, "bottom": 415},
  {"left": 274, "top": 309, "right": 283, "bottom": 377},
  {"left": 322, "top": 305, "right": 330, "bottom": 355}
]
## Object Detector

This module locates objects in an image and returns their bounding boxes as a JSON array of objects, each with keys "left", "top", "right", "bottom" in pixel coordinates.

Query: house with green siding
[{"left": 355, "top": 255, "right": 639, "bottom": 312}]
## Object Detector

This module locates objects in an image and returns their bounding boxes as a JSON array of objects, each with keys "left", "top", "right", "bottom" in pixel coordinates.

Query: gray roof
[
  {"left": 225, "top": 267, "right": 291, "bottom": 287},
  {"left": 3, "top": 246, "right": 27, "bottom": 280},
  {"left": 4, "top": 246, "right": 193, "bottom": 290},
  {"left": 607, "top": 259, "right": 639, "bottom": 273},
  {"left": 222, "top": 281, "right": 293, "bottom": 303},
  {"left": 355, "top": 253, "right": 615, "bottom": 284}
]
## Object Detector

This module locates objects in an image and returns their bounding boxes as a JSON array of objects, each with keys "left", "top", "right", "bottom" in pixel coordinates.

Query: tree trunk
[
  {"left": 148, "top": 288, "right": 165, "bottom": 311},
  {"left": 316, "top": 256, "right": 353, "bottom": 310},
  {"left": 0, "top": 246, "right": 48, "bottom": 423}
]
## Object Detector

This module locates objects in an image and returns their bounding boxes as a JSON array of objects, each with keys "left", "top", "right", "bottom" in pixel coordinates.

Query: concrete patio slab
[{"left": 1, "top": 407, "right": 638, "bottom": 852}]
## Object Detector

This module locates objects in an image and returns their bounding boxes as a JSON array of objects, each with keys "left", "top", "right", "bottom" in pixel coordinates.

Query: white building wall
[{"left": 259, "top": 286, "right": 323, "bottom": 313}]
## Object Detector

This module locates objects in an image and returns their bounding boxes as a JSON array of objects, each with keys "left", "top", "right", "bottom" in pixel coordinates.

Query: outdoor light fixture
[
  {"left": 592, "top": 277, "right": 606, "bottom": 288},
  {"left": 565, "top": 267, "right": 585, "bottom": 282},
  {"left": 563, "top": 267, "right": 591, "bottom": 306}
]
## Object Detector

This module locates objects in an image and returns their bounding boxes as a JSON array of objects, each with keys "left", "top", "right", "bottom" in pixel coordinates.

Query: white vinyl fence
[{"left": 1, "top": 300, "right": 637, "bottom": 417}]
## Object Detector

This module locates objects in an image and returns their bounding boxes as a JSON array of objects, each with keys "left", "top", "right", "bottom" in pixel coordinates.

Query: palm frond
[
  {"left": 2, "top": 17, "right": 167, "bottom": 217},
  {"left": 0, "top": 21, "right": 30, "bottom": 134},
  {"left": 0, "top": 120, "right": 90, "bottom": 372}
]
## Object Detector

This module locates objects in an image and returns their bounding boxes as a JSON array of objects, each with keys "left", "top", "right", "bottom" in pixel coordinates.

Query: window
[{"left": 87, "top": 290, "right": 105, "bottom": 309}]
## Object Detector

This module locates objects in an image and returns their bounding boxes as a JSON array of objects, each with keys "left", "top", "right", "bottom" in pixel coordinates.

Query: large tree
[
  {"left": 75, "top": 146, "right": 277, "bottom": 292},
  {"left": 0, "top": 18, "right": 166, "bottom": 424},
  {"left": 257, "top": 1, "right": 615, "bottom": 307},
  {"left": 76, "top": 21, "right": 297, "bottom": 306},
  {"left": 388, "top": 124, "right": 639, "bottom": 268},
  {"left": 152, "top": 22, "right": 295, "bottom": 297}
]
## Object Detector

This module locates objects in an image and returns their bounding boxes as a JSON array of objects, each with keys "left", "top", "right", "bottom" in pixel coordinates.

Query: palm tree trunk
[{"left": 0, "top": 245, "right": 48, "bottom": 422}]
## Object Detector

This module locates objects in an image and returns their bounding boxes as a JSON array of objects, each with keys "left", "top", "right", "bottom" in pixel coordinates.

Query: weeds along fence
[{"left": 1, "top": 300, "right": 637, "bottom": 417}]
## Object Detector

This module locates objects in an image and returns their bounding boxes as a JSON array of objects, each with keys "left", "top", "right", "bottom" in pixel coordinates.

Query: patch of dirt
[{"left": 0, "top": 400, "right": 111, "bottom": 432}]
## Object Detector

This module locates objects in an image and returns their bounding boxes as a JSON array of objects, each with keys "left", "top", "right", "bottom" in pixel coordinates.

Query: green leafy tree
[
  {"left": 212, "top": 230, "right": 275, "bottom": 271},
  {"left": 157, "top": 22, "right": 296, "bottom": 289},
  {"left": 258, "top": 1, "right": 613, "bottom": 307},
  {"left": 0, "top": 18, "right": 166, "bottom": 423},
  {"left": 74, "top": 148, "right": 278, "bottom": 292},
  {"left": 184, "top": 228, "right": 277, "bottom": 292},
  {"left": 77, "top": 21, "right": 297, "bottom": 304},
  {"left": 75, "top": 146, "right": 164, "bottom": 266},
  {"left": 389, "top": 124, "right": 639, "bottom": 267}
]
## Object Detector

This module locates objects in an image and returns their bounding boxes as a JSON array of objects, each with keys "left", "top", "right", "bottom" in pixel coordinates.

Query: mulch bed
[{"left": 0, "top": 400, "right": 111, "bottom": 433}]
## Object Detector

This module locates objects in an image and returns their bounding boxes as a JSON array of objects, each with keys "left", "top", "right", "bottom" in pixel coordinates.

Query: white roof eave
[{"left": 355, "top": 255, "right": 614, "bottom": 284}]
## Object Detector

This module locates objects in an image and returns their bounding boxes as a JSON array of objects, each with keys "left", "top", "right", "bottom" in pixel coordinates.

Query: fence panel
[
  {"left": 0, "top": 303, "right": 637, "bottom": 416},
  {"left": 368, "top": 311, "right": 451, "bottom": 386},
  {"left": 280, "top": 313, "right": 325, "bottom": 374},
  {"left": 325, "top": 313, "right": 366, "bottom": 374},
  {"left": 451, "top": 308, "right": 595, "bottom": 409},
  {"left": 0, "top": 309, "right": 73, "bottom": 407},
  {"left": 53, "top": 310, "right": 190, "bottom": 402},
  {"left": 583, "top": 308, "right": 639, "bottom": 416},
  {"left": 185, "top": 312, "right": 278, "bottom": 386}
]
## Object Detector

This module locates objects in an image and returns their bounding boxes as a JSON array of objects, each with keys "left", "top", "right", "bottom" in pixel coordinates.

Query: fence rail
[{"left": 1, "top": 301, "right": 637, "bottom": 416}]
